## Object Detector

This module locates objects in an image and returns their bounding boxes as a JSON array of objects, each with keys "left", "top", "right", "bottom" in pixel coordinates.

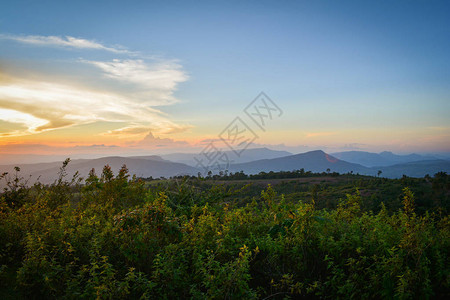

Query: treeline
[
  {"left": 0, "top": 161, "right": 449, "bottom": 299},
  {"left": 144, "top": 168, "right": 342, "bottom": 181},
  {"left": 160, "top": 170, "right": 449, "bottom": 216}
]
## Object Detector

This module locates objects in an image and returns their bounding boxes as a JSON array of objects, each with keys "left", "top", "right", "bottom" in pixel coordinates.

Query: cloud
[
  {"left": 0, "top": 73, "right": 188, "bottom": 136},
  {"left": 341, "top": 143, "right": 368, "bottom": 150},
  {"left": 0, "top": 34, "right": 131, "bottom": 54},
  {"left": 0, "top": 108, "right": 48, "bottom": 136},
  {"left": 159, "top": 124, "right": 193, "bottom": 134},
  {"left": 0, "top": 34, "right": 192, "bottom": 140},
  {"left": 102, "top": 126, "right": 154, "bottom": 138},
  {"left": 83, "top": 59, "right": 188, "bottom": 105},
  {"left": 134, "top": 132, "right": 190, "bottom": 149}
]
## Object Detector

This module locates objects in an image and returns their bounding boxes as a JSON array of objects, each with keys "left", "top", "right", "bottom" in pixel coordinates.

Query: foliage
[{"left": 0, "top": 163, "right": 449, "bottom": 299}]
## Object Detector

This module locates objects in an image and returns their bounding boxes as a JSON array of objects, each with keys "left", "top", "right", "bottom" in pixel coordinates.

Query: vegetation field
[{"left": 1, "top": 161, "right": 449, "bottom": 299}]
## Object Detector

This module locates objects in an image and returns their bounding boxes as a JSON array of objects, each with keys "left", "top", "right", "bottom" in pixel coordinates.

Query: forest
[{"left": 0, "top": 159, "right": 449, "bottom": 299}]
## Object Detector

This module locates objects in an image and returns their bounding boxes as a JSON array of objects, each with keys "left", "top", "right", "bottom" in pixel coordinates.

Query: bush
[{"left": 0, "top": 165, "right": 448, "bottom": 299}]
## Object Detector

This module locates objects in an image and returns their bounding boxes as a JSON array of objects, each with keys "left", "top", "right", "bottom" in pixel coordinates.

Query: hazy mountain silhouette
[
  {"left": 331, "top": 151, "right": 437, "bottom": 167},
  {"left": 0, "top": 156, "right": 197, "bottom": 185},
  {"left": 229, "top": 150, "right": 371, "bottom": 174},
  {"left": 161, "top": 147, "right": 292, "bottom": 166},
  {"left": 227, "top": 150, "right": 449, "bottom": 178},
  {"left": 125, "top": 155, "right": 168, "bottom": 162},
  {"left": 1, "top": 150, "right": 449, "bottom": 186},
  {"left": 377, "top": 159, "right": 450, "bottom": 178}
]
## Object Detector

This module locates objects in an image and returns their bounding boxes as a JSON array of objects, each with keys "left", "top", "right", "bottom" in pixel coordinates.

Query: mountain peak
[
  {"left": 380, "top": 151, "right": 393, "bottom": 155},
  {"left": 311, "top": 150, "right": 325, "bottom": 154},
  {"left": 304, "top": 150, "right": 326, "bottom": 156}
]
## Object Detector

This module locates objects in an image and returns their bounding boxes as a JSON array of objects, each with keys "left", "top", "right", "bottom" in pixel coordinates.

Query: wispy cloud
[
  {"left": 133, "top": 132, "right": 190, "bottom": 149},
  {"left": 0, "top": 34, "right": 191, "bottom": 141},
  {"left": 102, "top": 123, "right": 191, "bottom": 138},
  {"left": 0, "top": 108, "right": 48, "bottom": 137},
  {"left": 0, "top": 34, "right": 131, "bottom": 54},
  {"left": 0, "top": 73, "right": 189, "bottom": 137},
  {"left": 83, "top": 59, "right": 188, "bottom": 105},
  {"left": 341, "top": 143, "right": 368, "bottom": 151},
  {"left": 102, "top": 126, "right": 154, "bottom": 138}
]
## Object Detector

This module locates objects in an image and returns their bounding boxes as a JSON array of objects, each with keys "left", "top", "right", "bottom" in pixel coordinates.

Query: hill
[
  {"left": 229, "top": 150, "right": 371, "bottom": 175},
  {"left": 2, "top": 151, "right": 449, "bottom": 184},
  {"left": 331, "top": 150, "right": 438, "bottom": 167},
  {"left": 378, "top": 159, "right": 450, "bottom": 178},
  {"left": 0, "top": 156, "right": 197, "bottom": 185},
  {"left": 161, "top": 147, "right": 292, "bottom": 166}
]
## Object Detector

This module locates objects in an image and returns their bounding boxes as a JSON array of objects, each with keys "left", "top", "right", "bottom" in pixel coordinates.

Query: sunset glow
[{"left": 1, "top": 0, "right": 449, "bottom": 162}]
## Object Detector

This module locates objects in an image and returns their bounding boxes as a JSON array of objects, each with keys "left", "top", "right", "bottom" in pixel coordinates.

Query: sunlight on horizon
[{"left": 0, "top": 1, "right": 449, "bottom": 157}]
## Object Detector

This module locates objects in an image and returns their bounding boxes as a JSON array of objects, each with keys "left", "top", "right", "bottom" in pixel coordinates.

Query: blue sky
[{"left": 0, "top": 0, "right": 449, "bottom": 156}]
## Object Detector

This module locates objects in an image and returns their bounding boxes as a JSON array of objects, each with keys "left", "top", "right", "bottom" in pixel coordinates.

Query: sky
[{"left": 0, "top": 0, "right": 449, "bottom": 162}]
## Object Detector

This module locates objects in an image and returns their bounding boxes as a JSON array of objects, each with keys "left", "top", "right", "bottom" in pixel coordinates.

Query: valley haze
[{"left": 1, "top": 148, "right": 449, "bottom": 186}]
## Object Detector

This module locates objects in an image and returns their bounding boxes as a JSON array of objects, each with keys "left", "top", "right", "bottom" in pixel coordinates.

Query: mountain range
[
  {"left": 0, "top": 156, "right": 198, "bottom": 185},
  {"left": 1, "top": 148, "right": 449, "bottom": 186},
  {"left": 229, "top": 150, "right": 450, "bottom": 178},
  {"left": 161, "top": 147, "right": 292, "bottom": 166},
  {"left": 229, "top": 150, "right": 369, "bottom": 174},
  {"left": 331, "top": 151, "right": 438, "bottom": 167}
]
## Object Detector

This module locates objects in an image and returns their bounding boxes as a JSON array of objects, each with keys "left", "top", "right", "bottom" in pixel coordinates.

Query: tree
[{"left": 377, "top": 170, "right": 382, "bottom": 177}]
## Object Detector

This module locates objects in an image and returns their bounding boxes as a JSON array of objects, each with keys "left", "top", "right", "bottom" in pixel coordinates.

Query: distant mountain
[
  {"left": 227, "top": 151, "right": 450, "bottom": 179},
  {"left": 2, "top": 151, "right": 448, "bottom": 187},
  {"left": 161, "top": 147, "right": 292, "bottom": 166},
  {"left": 378, "top": 160, "right": 450, "bottom": 178},
  {"left": 229, "top": 150, "right": 371, "bottom": 175},
  {"left": 331, "top": 151, "right": 438, "bottom": 167},
  {"left": 126, "top": 155, "right": 167, "bottom": 162},
  {"left": 0, "top": 156, "right": 197, "bottom": 185}
]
